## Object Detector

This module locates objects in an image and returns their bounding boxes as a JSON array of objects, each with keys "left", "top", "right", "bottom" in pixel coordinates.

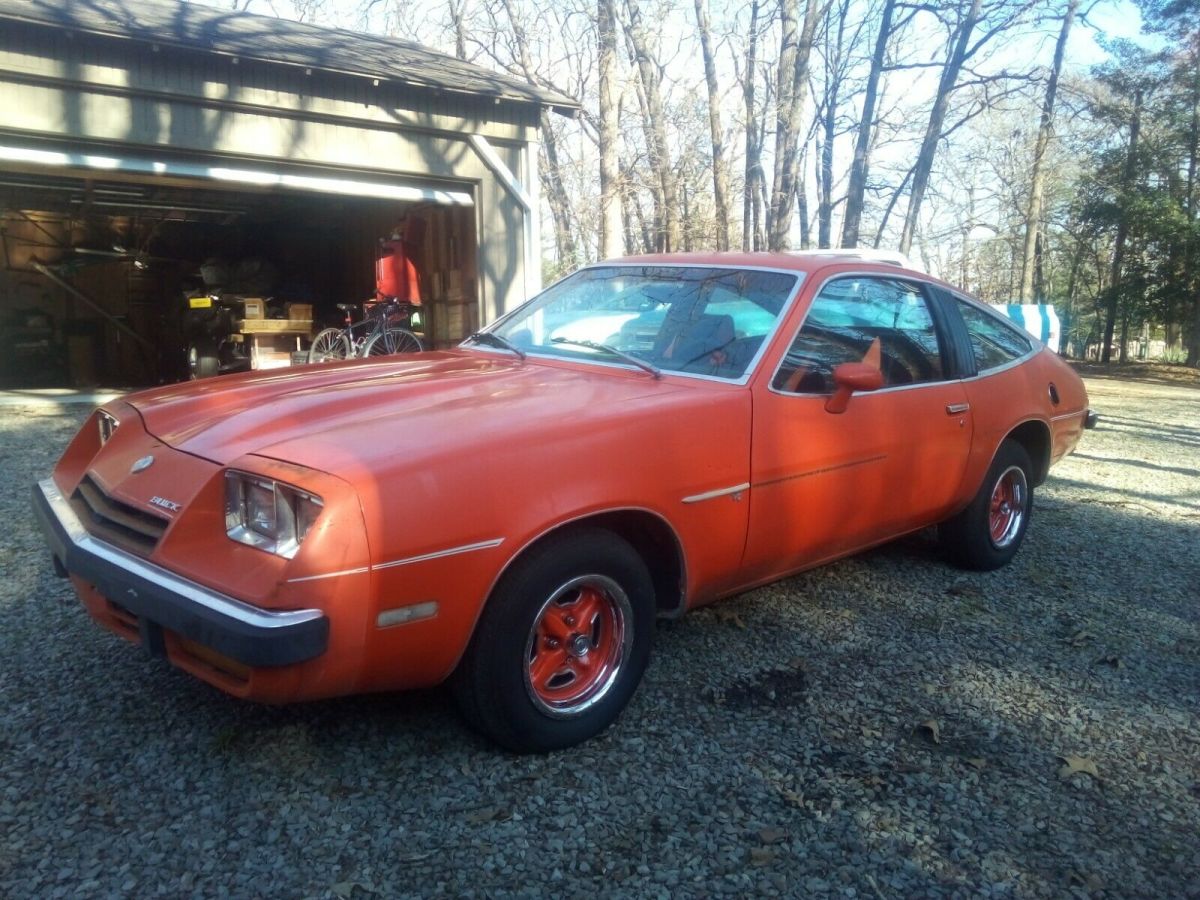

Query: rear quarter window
[{"left": 956, "top": 299, "right": 1033, "bottom": 372}]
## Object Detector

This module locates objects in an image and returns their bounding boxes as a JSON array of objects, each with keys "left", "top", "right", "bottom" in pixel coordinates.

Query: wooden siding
[{"left": 0, "top": 23, "right": 543, "bottom": 320}]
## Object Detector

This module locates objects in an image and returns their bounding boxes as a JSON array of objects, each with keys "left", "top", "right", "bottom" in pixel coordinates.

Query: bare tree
[
  {"left": 898, "top": 0, "right": 985, "bottom": 255},
  {"left": 597, "top": 0, "right": 623, "bottom": 258},
  {"left": 769, "top": 0, "right": 828, "bottom": 250},
  {"left": 741, "top": 0, "right": 767, "bottom": 251},
  {"left": 497, "top": 0, "right": 580, "bottom": 268},
  {"left": 624, "top": 0, "right": 681, "bottom": 251},
  {"left": 1102, "top": 89, "right": 1142, "bottom": 364},
  {"left": 1019, "top": 0, "right": 1078, "bottom": 301},
  {"left": 841, "top": 0, "right": 896, "bottom": 248},
  {"left": 695, "top": 0, "right": 732, "bottom": 249}
]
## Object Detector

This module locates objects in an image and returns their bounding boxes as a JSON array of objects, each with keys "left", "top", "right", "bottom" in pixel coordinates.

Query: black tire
[
  {"left": 362, "top": 327, "right": 422, "bottom": 357},
  {"left": 187, "top": 341, "right": 220, "bottom": 379},
  {"left": 939, "top": 439, "right": 1034, "bottom": 571},
  {"left": 308, "top": 328, "right": 351, "bottom": 363},
  {"left": 452, "top": 528, "right": 656, "bottom": 753}
]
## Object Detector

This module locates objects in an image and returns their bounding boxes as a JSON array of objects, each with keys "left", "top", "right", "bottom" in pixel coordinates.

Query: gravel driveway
[{"left": 2, "top": 371, "right": 1197, "bottom": 899}]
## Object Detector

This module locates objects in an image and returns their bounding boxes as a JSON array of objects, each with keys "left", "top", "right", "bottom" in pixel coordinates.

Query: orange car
[{"left": 34, "top": 253, "right": 1095, "bottom": 752}]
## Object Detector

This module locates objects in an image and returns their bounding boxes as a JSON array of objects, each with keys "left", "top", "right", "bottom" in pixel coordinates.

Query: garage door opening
[{"left": 0, "top": 170, "right": 478, "bottom": 387}]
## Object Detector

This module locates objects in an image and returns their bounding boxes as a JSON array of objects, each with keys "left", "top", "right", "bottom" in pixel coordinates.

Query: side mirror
[{"left": 825, "top": 362, "right": 883, "bottom": 414}]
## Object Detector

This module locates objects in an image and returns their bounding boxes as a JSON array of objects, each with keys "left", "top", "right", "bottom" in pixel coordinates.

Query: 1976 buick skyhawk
[{"left": 34, "top": 253, "right": 1095, "bottom": 751}]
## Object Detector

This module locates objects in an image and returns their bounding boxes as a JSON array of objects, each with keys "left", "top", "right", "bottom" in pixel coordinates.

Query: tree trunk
[
  {"left": 898, "top": 0, "right": 983, "bottom": 256},
  {"left": 1020, "top": 0, "right": 1077, "bottom": 302},
  {"left": 1103, "top": 90, "right": 1143, "bottom": 364},
  {"left": 768, "top": 0, "right": 826, "bottom": 250},
  {"left": 694, "top": 0, "right": 731, "bottom": 250},
  {"left": 742, "top": 0, "right": 762, "bottom": 251},
  {"left": 818, "top": 8, "right": 846, "bottom": 249},
  {"left": 841, "top": 0, "right": 894, "bottom": 248},
  {"left": 500, "top": 0, "right": 577, "bottom": 267},
  {"left": 449, "top": 0, "right": 467, "bottom": 59},
  {"left": 624, "top": 0, "right": 680, "bottom": 251},
  {"left": 1186, "top": 48, "right": 1200, "bottom": 366},
  {"left": 597, "top": 0, "right": 622, "bottom": 259},
  {"left": 540, "top": 116, "right": 579, "bottom": 268}
]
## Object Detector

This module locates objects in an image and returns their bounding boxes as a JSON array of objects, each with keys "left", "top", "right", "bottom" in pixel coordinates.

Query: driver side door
[{"left": 740, "top": 274, "right": 973, "bottom": 582}]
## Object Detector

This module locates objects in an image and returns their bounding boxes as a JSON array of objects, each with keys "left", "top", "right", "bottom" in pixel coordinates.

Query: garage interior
[
  {"left": 0, "top": 168, "right": 477, "bottom": 387},
  {"left": 0, "top": 0, "right": 576, "bottom": 389}
]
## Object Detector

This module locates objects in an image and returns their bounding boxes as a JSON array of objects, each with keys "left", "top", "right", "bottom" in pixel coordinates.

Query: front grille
[{"left": 70, "top": 474, "right": 169, "bottom": 556}]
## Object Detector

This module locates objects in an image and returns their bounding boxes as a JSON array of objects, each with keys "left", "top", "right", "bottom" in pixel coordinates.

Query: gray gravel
[{"left": 2, "top": 371, "right": 1198, "bottom": 899}]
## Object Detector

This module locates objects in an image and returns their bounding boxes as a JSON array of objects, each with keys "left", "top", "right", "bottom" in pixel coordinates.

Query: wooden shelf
[{"left": 236, "top": 319, "right": 313, "bottom": 335}]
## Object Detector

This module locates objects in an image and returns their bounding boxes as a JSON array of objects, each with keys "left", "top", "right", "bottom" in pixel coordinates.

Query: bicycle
[{"left": 308, "top": 300, "right": 423, "bottom": 363}]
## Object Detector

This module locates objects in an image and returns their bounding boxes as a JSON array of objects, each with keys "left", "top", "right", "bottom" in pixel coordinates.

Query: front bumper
[{"left": 33, "top": 478, "right": 328, "bottom": 667}]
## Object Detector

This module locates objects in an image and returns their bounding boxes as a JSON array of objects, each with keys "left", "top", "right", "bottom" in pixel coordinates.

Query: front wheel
[
  {"left": 939, "top": 439, "right": 1034, "bottom": 571},
  {"left": 451, "top": 528, "right": 655, "bottom": 753},
  {"left": 308, "top": 328, "right": 351, "bottom": 363},
  {"left": 362, "top": 327, "right": 422, "bottom": 357}
]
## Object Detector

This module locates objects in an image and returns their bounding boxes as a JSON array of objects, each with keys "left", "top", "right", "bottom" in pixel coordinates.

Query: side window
[
  {"left": 955, "top": 299, "right": 1033, "bottom": 372},
  {"left": 773, "top": 277, "right": 945, "bottom": 394}
]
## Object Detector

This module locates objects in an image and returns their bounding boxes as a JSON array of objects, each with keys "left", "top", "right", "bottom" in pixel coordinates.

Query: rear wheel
[
  {"left": 939, "top": 439, "right": 1034, "bottom": 571},
  {"left": 308, "top": 328, "right": 351, "bottom": 363},
  {"left": 362, "top": 327, "right": 422, "bottom": 357},
  {"left": 187, "top": 341, "right": 219, "bottom": 379},
  {"left": 452, "top": 529, "right": 655, "bottom": 753}
]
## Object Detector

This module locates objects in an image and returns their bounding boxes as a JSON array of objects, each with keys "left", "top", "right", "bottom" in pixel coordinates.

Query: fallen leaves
[
  {"left": 712, "top": 607, "right": 747, "bottom": 629},
  {"left": 1058, "top": 755, "right": 1100, "bottom": 780},
  {"left": 917, "top": 719, "right": 942, "bottom": 745},
  {"left": 463, "top": 805, "right": 512, "bottom": 825}
]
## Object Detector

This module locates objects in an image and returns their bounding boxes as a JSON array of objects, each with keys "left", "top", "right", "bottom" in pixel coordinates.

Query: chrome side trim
[
  {"left": 1050, "top": 408, "right": 1086, "bottom": 422},
  {"left": 39, "top": 478, "right": 323, "bottom": 630},
  {"left": 373, "top": 538, "right": 505, "bottom": 571},
  {"left": 682, "top": 483, "right": 750, "bottom": 504},
  {"left": 286, "top": 566, "right": 371, "bottom": 584}
]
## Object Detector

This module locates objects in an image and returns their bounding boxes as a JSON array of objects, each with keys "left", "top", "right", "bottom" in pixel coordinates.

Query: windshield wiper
[
  {"left": 550, "top": 338, "right": 662, "bottom": 378},
  {"left": 464, "top": 331, "right": 526, "bottom": 359}
]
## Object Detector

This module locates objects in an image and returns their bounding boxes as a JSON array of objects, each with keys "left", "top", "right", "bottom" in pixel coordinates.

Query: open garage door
[{"left": 0, "top": 149, "right": 479, "bottom": 387}]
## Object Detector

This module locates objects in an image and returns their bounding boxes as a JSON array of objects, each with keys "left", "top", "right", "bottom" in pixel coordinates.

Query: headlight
[
  {"left": 224, "top": 471, "right": 323, "bottom": 559},
  {"left": 97, "top": 410, "right": 118, "bottom": 445}
]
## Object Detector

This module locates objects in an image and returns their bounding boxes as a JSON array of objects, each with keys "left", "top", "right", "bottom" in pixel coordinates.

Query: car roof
[{"left": 597, "top": 252, "right": 962, "bottom": 294}]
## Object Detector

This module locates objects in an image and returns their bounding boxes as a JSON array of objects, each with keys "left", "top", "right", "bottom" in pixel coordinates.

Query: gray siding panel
[{"left": 0, "top": 24, "right": 540, "bottom": 323}]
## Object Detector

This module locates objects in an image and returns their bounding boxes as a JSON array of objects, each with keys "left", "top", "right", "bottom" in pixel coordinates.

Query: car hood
[{"left": 127, "top": 351, "right": 684, "bottom": 468}]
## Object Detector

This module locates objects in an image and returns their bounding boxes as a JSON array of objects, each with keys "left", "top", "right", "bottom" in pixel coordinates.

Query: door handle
[{"left": 946, "top": 402, "right": 970, "bottom": 415}]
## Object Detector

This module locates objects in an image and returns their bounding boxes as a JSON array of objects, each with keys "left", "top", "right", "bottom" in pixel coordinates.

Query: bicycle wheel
[
  {"left": 362, "top": 326, "right": 422, "bottom": 357},
  {"left": 308, "top": 328, "right": 352, "bottom": 363}
]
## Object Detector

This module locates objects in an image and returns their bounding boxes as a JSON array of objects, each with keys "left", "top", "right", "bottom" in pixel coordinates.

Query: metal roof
[{"left": 0, "top": 0, "right": 577, "bottom": 112}]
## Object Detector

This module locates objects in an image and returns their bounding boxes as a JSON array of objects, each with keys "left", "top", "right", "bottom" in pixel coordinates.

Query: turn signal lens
[{"left": 224, "top": 471, "right": 323, "bottom": 559}]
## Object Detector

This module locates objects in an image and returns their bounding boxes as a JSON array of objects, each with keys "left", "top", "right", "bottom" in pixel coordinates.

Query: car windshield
[{"left": 487, "top": 265, "right": 800, "bottom": 380}]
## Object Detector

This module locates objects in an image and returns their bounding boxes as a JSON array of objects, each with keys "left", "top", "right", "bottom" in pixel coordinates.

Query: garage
[{"left": 0, "top": 0, "right": 572, "bottom": 387}]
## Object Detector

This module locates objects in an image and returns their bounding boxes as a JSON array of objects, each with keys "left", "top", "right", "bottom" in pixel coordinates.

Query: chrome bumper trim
[{"left": 34, "top": 478, "right": 328, "bottom": 667}]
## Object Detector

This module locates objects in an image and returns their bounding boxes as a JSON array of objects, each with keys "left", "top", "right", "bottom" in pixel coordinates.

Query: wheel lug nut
[
  {"left": 564, "top": 616, "right": 576, "bottom": 626},
  {"left": 545, "top": 638, "right": 560, "bottom": 649}
]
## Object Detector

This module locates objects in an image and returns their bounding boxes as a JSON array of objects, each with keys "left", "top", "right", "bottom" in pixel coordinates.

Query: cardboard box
[
  {"left": 242, "top": 298, "right": 266, "bottom": 319},
  {"left": 287, "top": 303, "right": 313, "bottom": 321}
]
